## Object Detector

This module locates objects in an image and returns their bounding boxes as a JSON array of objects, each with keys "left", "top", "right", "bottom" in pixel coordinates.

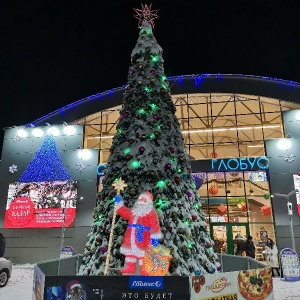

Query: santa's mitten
[
  {"left": 114, "top": 195, "right": 122, "bottom": 203},
  {"left": 151, "top": 238, "right": 160, "bottom": 247}
]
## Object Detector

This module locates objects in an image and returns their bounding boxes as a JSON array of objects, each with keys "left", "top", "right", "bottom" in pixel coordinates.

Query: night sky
[{"left": 1, "top": 1, "right": 300, "bottom": 143}]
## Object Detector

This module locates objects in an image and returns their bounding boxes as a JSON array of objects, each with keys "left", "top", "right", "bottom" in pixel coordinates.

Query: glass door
[
  {"left": 210, "top": 223, "right": 228, "bottom": 254},
  {"left": 230, "top": 223, "right": 249, "bottom": 255},
  {"left": 210, "top": 223, "right": 249, "bottom": 255}
]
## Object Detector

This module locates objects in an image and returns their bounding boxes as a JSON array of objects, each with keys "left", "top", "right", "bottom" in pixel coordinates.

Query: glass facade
[{"left": 76, "top": 92, "right": 300, "bottom": 261}]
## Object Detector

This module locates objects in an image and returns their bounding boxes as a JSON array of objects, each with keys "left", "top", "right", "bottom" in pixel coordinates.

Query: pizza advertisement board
[
  {"left": 190, "top": 267, "right": 274, "bottom": 300},
  {"left": 280, "top": 248, "right": 300, "bottom": 281}
]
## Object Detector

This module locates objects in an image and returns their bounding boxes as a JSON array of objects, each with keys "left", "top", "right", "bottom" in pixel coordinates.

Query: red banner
[
  {"left": 4, "top": 197, "right": 76, "bottom": 228},
  {"left": 293, "top": 174, "right": 300, "bottom": 216}
]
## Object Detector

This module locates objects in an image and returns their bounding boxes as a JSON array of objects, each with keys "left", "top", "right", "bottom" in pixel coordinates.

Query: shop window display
[{"left": 194, "top": 169, "right": 276, "bottom": 261}]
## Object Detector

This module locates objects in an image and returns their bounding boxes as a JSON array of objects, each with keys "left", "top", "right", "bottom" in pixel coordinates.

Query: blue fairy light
[{"left": 18, "top": 135, "right": 72, "bottom": 183}]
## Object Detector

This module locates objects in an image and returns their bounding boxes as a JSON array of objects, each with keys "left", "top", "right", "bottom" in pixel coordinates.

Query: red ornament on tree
[
  {"left": 175, "top": 177, "right": 181, "bottom": 183},
  {"left": 128, "top": 139, "right": 135, "bottom": 144}
]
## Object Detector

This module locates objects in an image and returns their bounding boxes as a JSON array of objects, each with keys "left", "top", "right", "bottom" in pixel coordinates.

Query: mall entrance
[{"left": 210, "top": 223, "right": 249, "bottom": 255}]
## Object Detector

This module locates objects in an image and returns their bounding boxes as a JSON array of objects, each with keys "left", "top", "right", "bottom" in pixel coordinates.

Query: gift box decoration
[
  {"left": 260, "top": 205, "right": 271, "bottom": 216},
  {"left": 237, "top": 201, "right": 247, "bottom": 212},
  {"left": 143, "top": 245, "right": 172, "bottom": 276},
  {"left": 216, "top": 204, "right": 227, "bottom": 216}
]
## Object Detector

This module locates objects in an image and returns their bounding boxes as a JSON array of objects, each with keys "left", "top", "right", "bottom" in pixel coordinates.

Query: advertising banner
[
  {"left": 4, "top": 180, "right": 78, "bottom": 228},
  {"left": 43, "top": 275, "right": 190, "bottom": 300},
  {"left": 60, "top": 246, "right": 75, "bottom": 259},
  {"left": 292, "top": 174, "right": 300, "bottom": 216},
  {"left": 32, "top": 264, "right": 45, "bottom": 300},
  {"left": 280, "top": 248, "right": 300, "bottom": 281},
  {"left": 190, "top": 267, "right": 274, "bottom": 300}
]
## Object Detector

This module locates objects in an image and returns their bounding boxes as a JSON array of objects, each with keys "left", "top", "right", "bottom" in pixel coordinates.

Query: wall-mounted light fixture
[
  {"left": 277, "top": 139, "right": 292, "bottom": 150},
  {"left": 32, "top": 128, "right": 44, "bottom": 137}
]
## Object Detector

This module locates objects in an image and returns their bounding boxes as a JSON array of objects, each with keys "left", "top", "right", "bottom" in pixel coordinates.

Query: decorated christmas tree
[{"left": 79, "top": 5, "right": 221, "bottom": 276}]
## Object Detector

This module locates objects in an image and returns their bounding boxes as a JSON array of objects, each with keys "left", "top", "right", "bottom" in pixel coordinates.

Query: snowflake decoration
[
  {"left": 284, "top": 153, "right": 295, "bottom": 163},
  {"left": 76, "top": 162, "right": 85, "bottom": 171},
  {"left": 134, "top": 3, "right": 159, "bottom": 28},
  {"left": 9, "top": 164, "right": 18, "bottom": 173},
  {"left": 12, "top": 135, "right": 21, "bottom": 143}
]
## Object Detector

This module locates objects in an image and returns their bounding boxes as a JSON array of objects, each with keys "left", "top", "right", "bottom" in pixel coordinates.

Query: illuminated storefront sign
[{"left": 211, "top": 157, "right": 269, "bottom": 172}]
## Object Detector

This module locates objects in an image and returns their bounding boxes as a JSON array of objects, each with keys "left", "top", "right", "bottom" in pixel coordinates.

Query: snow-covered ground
[{"left": 0, "top": 264, "right": 300, "bottom": 299}]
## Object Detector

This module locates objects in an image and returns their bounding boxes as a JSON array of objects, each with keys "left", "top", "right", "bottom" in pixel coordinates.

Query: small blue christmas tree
[{"left": 18, "top": 135, "right": 72, "bottom": 183}]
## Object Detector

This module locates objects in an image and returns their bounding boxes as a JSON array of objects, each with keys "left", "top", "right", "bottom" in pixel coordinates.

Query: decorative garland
[{"left": 206, "top": 178, "right": 269, "bottom": 191}]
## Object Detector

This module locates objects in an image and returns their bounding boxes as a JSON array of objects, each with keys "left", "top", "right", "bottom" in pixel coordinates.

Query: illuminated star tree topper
[{"left": 134, "top": 3, "right": 159, "bottom": 28}]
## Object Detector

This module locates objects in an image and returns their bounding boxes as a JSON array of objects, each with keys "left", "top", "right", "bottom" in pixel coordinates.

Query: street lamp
[
  {"left": 274, "top": 190, "right": 297, "bottom": 251},
  {"left": 57, "top": 196, "right": 83, "bottom": 275}
]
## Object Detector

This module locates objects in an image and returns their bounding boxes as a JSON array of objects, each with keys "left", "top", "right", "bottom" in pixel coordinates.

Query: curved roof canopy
[{"left": 29, "top": 74, "right": 300, "bottom": 127}]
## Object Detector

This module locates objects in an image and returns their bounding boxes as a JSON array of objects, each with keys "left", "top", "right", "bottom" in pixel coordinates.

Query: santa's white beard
[{"left": 132, "top": 201, "right": 153, "bottom": 216}]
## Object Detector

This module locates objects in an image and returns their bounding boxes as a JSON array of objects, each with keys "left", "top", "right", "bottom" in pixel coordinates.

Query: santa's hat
[
  {"left": 66, "top": 280, "right": 82, "bottom": 293},
  {"left": 139, "top": 191, "right": 153, "bottom": 202}
]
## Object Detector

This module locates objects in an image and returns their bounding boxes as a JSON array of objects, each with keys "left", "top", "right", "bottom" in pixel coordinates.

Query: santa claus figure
[{"left": 114, "top": 191, "right": 162, "bottom": 275}]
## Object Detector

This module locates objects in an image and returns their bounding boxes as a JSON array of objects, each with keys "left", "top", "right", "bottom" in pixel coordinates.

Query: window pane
[
  {"left": 235, "top": 98, "right": 261, "bottom": 114},
  {"left": 212, "top": 101, "right": 235, "bottom": 117}
]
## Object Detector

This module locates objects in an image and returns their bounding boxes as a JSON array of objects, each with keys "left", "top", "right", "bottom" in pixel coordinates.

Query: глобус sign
[
  {"left": 191, "top": 156, "right": 269, "bottom": 172},
  {"left": 43, "top": 275, "right": 190, "bottom": 299}
]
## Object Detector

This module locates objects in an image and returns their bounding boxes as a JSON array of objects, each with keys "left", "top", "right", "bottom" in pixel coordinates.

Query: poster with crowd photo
[
  {"left": 4, "top": 180, "right": 78, "bottom": 228},
  {"left": 190, "top": 267, "right": 274, "bottom": 300},
  {"left": 292, "top": 174, "right": 300, "bottom": 216}
]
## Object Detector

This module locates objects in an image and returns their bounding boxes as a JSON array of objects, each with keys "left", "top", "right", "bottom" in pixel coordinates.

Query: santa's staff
[{"left": 104, "top": 178, "right": 127, "bottom": 275}]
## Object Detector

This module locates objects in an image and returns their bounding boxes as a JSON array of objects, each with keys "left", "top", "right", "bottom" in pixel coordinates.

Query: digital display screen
[{"left": 4, "top": 180, "right": 78, "bottom": 228}]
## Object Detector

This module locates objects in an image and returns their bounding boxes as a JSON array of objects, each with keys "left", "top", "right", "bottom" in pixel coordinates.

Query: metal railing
[
  {"left": 36, "top": 254, "right": 83, "bottom": 276},
  {"left": 217, "top": 253, "right": 267, "bottom": 272},
  {"left": 35, "top": 253, "right": 267, "bottom": 276}
]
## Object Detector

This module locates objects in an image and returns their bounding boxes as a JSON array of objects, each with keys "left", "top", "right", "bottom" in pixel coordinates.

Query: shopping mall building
[{"left": 1, "top": 74, "right": 300, "bottom": 263}]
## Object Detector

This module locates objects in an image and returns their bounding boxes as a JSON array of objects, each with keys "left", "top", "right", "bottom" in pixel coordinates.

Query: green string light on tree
[
  {"left": 130, "top": 160, "right": 141, "bottom": 169},
  {"left": 138, "top": 108, "right": 146, "bottom": 114},
  {"left": 149, "top": 103, "right": 157, "bottom": 110},
  {"left": 123, "top": 148, "right": 131, "bottom": 155},
  {"left": 152, "top": 55, "right": 159, "bottom": 62},
  {"left": 156, "top": 180, "right": 167, "bottom": 188}
]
